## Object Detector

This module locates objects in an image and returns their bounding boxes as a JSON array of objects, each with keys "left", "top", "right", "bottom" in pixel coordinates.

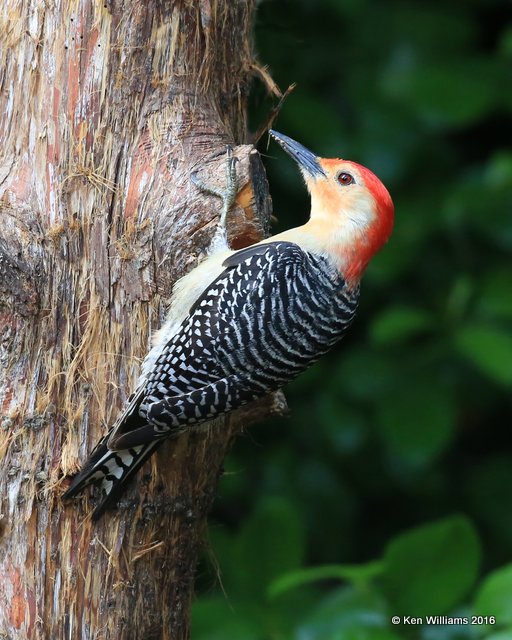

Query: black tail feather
[
  {"left": 64, "top": 437, "right": 163, "bottom": 520},
  {"left": 63, "top": 434, "right": 111, "bottom": 498}
]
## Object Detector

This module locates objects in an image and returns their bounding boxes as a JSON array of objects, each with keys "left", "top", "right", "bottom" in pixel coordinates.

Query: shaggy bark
[{"left": 0, "top": 1, "right": 285, "bottom": 638}]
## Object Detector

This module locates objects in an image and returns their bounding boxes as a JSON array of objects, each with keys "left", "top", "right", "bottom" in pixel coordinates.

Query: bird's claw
[{"left": 192, "top": 145, "right": 239, "bottom": 252}]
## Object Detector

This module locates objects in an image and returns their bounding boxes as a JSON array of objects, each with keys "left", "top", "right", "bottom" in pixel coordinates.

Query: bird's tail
[{"left": 63, "top": 436, "right": 162, "bottom": 520}]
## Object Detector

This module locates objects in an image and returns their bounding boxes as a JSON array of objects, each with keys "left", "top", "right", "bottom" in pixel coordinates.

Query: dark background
[{"left": 194, "top": 1, "right": 512, "bottom": 637}]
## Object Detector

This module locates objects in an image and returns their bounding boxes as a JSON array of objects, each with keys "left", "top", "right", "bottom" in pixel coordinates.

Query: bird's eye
[{"left": 337, "top": 172, "right": 354, "bottom": 186}]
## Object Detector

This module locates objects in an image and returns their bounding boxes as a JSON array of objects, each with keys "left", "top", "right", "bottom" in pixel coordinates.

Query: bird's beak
[{"left": 269, "top": 130, "right": 326, "bottom": 178}]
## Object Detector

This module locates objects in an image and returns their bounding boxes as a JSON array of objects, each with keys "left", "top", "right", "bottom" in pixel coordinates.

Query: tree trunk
[{"left": 0, "top": 2, "right": 284, "bottom": 638}]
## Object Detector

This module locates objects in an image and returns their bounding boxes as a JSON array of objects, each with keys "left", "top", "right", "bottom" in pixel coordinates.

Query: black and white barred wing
[
  {"left": 107, "top": 243, "right": 281, "bottom": 449},
  {"left": 64, "top": 243, "right": 282, "bottom": 515},
  {"left": 110, "top": 241, "right": 356, "bottom": 449},
  {"left": 213, "top": 241, "right": 358, "bottom": 392}
]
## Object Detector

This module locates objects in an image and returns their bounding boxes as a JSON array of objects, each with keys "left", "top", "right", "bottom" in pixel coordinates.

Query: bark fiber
[{"left": 0, "top": 1, "right": 284, "bottom": 638}]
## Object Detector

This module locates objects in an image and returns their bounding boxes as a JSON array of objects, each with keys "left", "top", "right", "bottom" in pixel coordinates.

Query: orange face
[
  {"left": 270, "top": 130, "right": 394, "bottom": 281},
  {"left": 313, "top": 158, "right": 394, "bottom": 251}
]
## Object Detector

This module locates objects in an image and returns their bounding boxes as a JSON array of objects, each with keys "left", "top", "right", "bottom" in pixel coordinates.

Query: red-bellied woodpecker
[{"left": 64, "top": 130, "right": 394, "bottom": 518}]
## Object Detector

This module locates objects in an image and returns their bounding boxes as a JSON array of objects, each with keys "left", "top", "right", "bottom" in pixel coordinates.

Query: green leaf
[
  {"left": 443, "top": 161, "right": 512, "bottom": 250},
  {"left": 370, "top": 306, "right": 433, "bottom": 345},
  {"left": 232, "top": 498, "right": 305, "bottom": 599},
  {"left": 267, "top": 561, "right": 385, "bottom": 599},
  {"left": 336, "top": 630, "right": 402, "bottom": 640},
  {"left": 381, "top": 516, "right": 481, "bottom": 617},
  {"left": 455, "top": 324, "right": 512, "bottom": 386},
  {"left": 381, "top": 59, "right": 496, "bottom": 127},
  {"left": 419, "top": 616, "right": 477, "bottom": 640},
  {"left": 375, "top": 379, "right": 456, "bottom": 467},
  {"left": 499, "top": 25, "right": 512, "bottom": 57},
  {"left": 483, "top": 631, "right": 512, "bottom": 640},
  {"left": 473, "top": 564, "right": 512, "bottom": 625},
  {"left": 297, "top": 585, "right": 400, "bottom": 640},
  {"left": 337, "top": 349, "right": 396, "bottom": 401},
  {"left": 477, "top": 271, "right": 512, "bottom": 320},
  {"left": 316, "top": 400, "right": 367, "bottom": 454},
  {"left": 191, "top": 597, "right": 260, "bottom": 640},
  {"left": 485, "top": 151, "right": 512, "bottom": 189},
  {"left": 466, "top": 456, "right": 512, "bottom": 554}
]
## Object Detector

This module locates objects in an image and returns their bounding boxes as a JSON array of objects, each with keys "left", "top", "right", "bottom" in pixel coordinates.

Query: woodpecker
[{"left": 64, "top": 131, "right": 394, "bottom": 518}]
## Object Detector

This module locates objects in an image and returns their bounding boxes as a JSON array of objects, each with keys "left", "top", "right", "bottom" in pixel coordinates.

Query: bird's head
[{"left": 270, "top": 130, "right": 394, "bottom": 282}]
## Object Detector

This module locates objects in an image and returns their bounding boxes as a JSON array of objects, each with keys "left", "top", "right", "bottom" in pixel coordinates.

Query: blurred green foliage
[{"left": 193, "top": 0, "right": 512, "bottom": 637}]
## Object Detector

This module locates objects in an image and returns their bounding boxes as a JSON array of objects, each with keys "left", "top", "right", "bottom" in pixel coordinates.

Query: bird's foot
[{"left": 191, "top": 146, "right": 239, "bottom": 248}]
